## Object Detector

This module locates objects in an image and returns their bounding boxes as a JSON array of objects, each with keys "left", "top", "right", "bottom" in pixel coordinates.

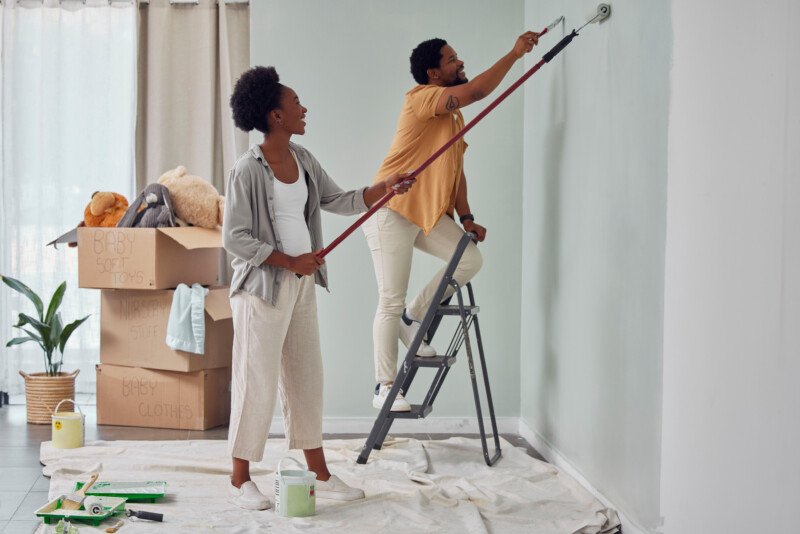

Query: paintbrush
[
  {"left": 60, "top": 472, "right": 99, "bottom": 510},
  {"left": 105, "top": 519, "right": 124, "bottom": 533}
]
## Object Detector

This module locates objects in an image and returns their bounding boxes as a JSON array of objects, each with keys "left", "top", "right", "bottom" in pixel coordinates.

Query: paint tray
[
  {"left": 35, "top": 496, "right": 127, "bottom": 526},
  {"left": 74, "top": 481, "right": 167, "bottom": 502}
]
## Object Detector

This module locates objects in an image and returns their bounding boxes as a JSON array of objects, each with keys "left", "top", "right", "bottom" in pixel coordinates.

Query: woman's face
[{"left": 274, "top": 87, "right": 307, "bottom": 135}]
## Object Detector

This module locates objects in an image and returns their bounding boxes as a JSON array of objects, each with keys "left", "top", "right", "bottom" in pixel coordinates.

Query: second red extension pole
[{"left": 319, "top": 17, "right": 571, "bottom": 260}]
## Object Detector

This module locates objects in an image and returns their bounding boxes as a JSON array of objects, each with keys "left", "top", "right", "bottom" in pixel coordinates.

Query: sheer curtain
[{"left": 0, "top": 0, "right": 137, "bottom": 397}]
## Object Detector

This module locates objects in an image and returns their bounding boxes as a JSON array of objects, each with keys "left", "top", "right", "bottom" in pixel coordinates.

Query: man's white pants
[
  {"left": 227, "top": 273, "right": 323, "bottom": 462},
  {"left": 363, "top": 207, "right": 482, "bottom": 384}
]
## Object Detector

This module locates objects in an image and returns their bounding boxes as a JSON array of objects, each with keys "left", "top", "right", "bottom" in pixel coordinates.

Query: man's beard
[{"left": 448, "top": 75, "right": 468, "bottom": 87}]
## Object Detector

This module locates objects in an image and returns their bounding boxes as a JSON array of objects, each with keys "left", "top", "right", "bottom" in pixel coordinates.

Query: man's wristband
[{"left": 459, "top": 214, "right": 474, "bottom": 224}]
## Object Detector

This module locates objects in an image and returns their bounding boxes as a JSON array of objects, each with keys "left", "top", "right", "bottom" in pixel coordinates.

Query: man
[{"left": 364, "top": 32, "right": 540, "bottom": 411}]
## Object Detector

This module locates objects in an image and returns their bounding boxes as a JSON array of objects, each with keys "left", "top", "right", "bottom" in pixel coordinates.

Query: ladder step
[
  {"left": 410, "top": 355, "right": 456, "bottom": 368},
  {"left": 436, "top": 304, "right": 480, "bottom": 315},
  {"left": 389, "top": 404, "right": 432, "bottom": 419}
]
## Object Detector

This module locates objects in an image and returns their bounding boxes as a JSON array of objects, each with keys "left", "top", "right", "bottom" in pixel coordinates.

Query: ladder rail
[
  {"left": 454, "top": 282, "right": 501, "bottom": 466},
  {"left": 467, "top": 283, "right": 502, "bottom": 463}
]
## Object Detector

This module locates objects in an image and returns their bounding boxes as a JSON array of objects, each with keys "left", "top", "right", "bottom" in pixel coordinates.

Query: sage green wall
[
  {"left": 520, "top": 1, "right": 670, "bottom": 532},
  {"left": 250, "top": 0, "right": 525, "bottom": 418}
]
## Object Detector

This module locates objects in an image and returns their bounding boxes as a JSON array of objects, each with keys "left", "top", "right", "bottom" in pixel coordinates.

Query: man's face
[{"left": 438, "top": 45, "right": 467, "bottom": 86}]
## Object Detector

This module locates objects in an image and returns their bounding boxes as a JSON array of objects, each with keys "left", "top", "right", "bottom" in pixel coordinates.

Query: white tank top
[{"left": 273, "top": 151, "right": 312, "bottom": 257}]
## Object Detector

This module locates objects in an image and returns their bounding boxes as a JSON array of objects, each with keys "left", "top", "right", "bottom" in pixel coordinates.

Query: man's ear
[{"left": 426, "top": 68, "right": 440, "bottom": 83}]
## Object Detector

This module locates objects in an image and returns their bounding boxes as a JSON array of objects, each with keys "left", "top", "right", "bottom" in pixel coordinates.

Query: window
[{"left": 0, "top": 1, "right": 137, "bottom": 397}]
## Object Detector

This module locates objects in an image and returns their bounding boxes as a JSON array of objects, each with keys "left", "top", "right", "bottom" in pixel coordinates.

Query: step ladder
[{"left": 357, "top": 232, "right": 502, "bottom": 466}]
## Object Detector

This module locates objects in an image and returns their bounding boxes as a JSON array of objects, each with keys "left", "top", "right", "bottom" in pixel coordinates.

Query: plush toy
[
  {"left": 83, "top": 192, "right": 129, "bottom": 227},
  {"left": 157, "top": 166, "right": 224, "bottom": 229},
  {"left": 48, "top": 191, "right": 129, "bottom": 248},
  {"left": 117, "top": 183, "right": 176, "bottom": 228}
]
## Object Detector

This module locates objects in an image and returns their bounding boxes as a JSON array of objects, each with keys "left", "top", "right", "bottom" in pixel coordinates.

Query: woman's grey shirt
[{"left": 222, "top": 142, "right": 369, "bottom": 306}]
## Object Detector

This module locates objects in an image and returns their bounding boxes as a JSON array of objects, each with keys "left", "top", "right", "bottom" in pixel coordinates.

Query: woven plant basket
[{"left": 19, "top": 369, "right": 80, "bottom": 424}]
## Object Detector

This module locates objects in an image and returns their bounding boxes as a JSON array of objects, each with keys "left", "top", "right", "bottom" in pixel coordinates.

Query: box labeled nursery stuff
[
  {"left": 96, "top": 364, "right": 231, "bottom": 430},
  {"left": 100, "top": 286, "right": 233, "bottom": 372},
  {"left": 77, "top": 227, "right": 222, "bottom": 290}
]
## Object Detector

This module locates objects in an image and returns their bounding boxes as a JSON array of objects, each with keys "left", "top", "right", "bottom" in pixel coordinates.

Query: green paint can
[{"left": 274, "top": 457, "right": 316, "bottom": 517}]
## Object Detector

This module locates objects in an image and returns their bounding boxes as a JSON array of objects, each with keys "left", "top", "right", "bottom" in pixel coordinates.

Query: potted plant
[{"left": 2, "top": 275, "right": 90, "bottom": 424}]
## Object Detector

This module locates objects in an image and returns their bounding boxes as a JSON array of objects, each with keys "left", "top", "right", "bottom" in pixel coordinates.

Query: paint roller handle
[
  {"left": 127, "top": 509, "right": 163, "bottom": 522},
  {"left": 539, "top": 15, "right": 565, "bottom": 37},
  {"left": 542, "top": 30, "right": 578, "bottom": 63}
]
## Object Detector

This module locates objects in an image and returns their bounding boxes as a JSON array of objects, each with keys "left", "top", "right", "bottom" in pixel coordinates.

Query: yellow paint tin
[{"left": 52, "top": 399, "right": 85, "bottom": 449}]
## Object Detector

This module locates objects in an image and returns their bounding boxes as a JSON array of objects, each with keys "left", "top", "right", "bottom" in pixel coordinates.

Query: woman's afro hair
[
  {"left": 230, "top": 66, "right": 284, "bottom": 134},
  {"left": 409, "top": 38, "right": 447, "bottom": 85}
]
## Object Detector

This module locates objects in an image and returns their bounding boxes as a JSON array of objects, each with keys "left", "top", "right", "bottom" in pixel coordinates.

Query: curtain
[
  {"left": 0, "top": 0, "right": 137, "bottom": 397},
  {"left": 136, "top": 0, "right": 250, "bottom": 285}
]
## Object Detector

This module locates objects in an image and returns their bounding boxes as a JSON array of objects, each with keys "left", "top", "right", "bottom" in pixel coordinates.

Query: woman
[{"left": 223, "top": 66, "right": 414, "bottom": 510}]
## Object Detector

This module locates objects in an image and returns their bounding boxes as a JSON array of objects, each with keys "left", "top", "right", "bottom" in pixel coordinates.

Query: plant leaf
[
  {"left": 1, "top": 275, "right": 44, "bottom": 320},
  {"left": 59, "top": 315, "right": 90, "bottom": 354},
  {"left": 21, "top": 328, "right": 43, "bottom": 343},
  {"left": 50, "top": 313, "right": 63, "bottom": 351},
  {"left": 16, "top": 313, "right": 53, "bottom": 351},
  {"left": 45, "top": 282, "right": 67, "bottom": 324},
  {"left": 6, "top": 337, "right": 35, "bottom": 347}
]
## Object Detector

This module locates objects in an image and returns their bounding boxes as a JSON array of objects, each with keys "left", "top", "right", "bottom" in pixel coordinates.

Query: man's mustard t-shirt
[{"left": 373, "top": 85, "right": 467, "bottom": 235}]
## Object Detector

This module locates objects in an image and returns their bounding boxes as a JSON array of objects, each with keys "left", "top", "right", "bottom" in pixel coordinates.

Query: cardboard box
[
  {"left": 96, "top": 364, "right": 231, "bottom": 430},
  {"left": 100, "top": 287, "right": 233, "bottom": 372},
  {"left": 78, "top": 227, "right": 222, "bottom": 289}
]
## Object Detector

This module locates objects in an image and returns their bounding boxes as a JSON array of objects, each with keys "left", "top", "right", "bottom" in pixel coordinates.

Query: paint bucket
[
  {"left": 51, "top": 399, "right": 85, "bottom": 449},
  {"left": 274, "top": 457, "right": 316, "bottom": 517}
]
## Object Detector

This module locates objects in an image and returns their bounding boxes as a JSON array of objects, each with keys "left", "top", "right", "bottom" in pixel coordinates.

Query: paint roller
[
  {"left": 541, "top": 4, "right": 611, "bottom": 64},
  {"left": 585, "top": 3, "right": 612, "bottom": 26},
  {"left": 307, "top": 4, "right": 612, "bottom": 263},
  {"left": 82, "top": 496, "right": 104, "bottom": 515}
]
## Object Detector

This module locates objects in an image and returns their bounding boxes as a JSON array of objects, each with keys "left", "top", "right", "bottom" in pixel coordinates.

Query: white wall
[
  {"left": 520, "top": 1, "right": 670, "bottom": 532},
  {"left": 250, "top": 1, "right": 526, "bottom": 419},
  {"left": 661, "top": 1, "right": 800, "bottom": 532}
]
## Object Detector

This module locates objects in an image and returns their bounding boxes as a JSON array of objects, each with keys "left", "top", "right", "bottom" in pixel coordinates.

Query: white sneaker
[
  {"left": 372, "top": 383, "right": 411, "bottom": 412},
  {"left": 315, "top": 475, "right": 365, "bottom": 501},
  {"left": 398, "top": 309, "right": 437, "bottom": 357},
  {"left": 228, "top": 480, "right": 271, "bottom": 510}
]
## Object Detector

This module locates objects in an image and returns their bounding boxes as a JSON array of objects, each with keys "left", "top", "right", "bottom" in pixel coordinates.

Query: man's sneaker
[
  {"left": 373, "top": 383, "right": 411, "bottom": 412},
  {"left": 315, "top": 475, "right": 365, "bottom": 501},
  {"left": 228, "top": 480, "right": 271, "bottom": 510},
  {"left": 398, "top": 309, "right": 437, "bottom": 357}
]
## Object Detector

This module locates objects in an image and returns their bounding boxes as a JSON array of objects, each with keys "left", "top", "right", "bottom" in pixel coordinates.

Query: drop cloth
[{"left": 37, "top": 436, "right": 620, "bottom": 533}]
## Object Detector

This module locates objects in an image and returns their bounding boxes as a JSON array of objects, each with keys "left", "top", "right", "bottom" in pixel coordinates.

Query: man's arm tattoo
[{"left": 446, "top": 95, "right": 460, "bottom": 111}]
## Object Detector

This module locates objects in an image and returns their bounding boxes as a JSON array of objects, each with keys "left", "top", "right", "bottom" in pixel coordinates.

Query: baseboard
[
  {"left": 517, "top": 419, "right": 650, "bottom": 534},
  {"left": 269, "top": 416, "right": 519, "bottom": 435}
]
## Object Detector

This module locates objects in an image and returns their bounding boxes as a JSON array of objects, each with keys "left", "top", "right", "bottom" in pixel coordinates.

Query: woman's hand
[
  {"left": 289, "top": 250, "right": 325, "bottom": 276},
  {"left": 463, "top": 219, "right": 487, "bottom": 242},
  {"left": 384, "top": 172, "right": 416, "bottom": 195},
  {"left": 363, "top": 172, "right": 417, "bottom": 207}
]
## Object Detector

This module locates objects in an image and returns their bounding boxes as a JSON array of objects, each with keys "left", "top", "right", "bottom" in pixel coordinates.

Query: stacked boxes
[{"left": 78, "top": 227, "right": 232, "bottom": 430}]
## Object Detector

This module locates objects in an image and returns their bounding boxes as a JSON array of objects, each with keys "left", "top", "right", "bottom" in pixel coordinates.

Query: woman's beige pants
[{"left": 227, "top": 273, "right": 323, "bottom": 462}]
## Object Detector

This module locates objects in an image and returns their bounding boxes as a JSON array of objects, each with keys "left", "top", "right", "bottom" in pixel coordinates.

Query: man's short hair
[{"left": 409, "top": 38, "right": 447, "bottom": 85}]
